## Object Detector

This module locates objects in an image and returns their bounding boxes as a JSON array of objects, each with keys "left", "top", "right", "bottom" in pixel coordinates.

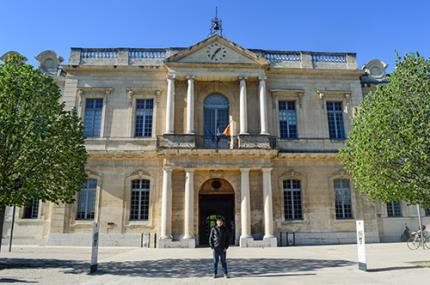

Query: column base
[
  {"left": 158, "top": 237, "right": 196, "bottom": 248},
  {"left": 239, "top": 236, "right": 278, "bottom": 248},
  {"left": 239, "top": 236, "right": 254, "bottom": 248},
  {"left": 262, "top": 236, "right": 278, "bottom": 247}
]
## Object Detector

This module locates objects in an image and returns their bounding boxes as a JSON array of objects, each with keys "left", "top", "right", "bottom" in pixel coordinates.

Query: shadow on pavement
[
  {"left": 0, "top": 258, "right": 352, "bottom": 278},
  {"left": 0, "top": 278, "right": 37, "bottom": 283},
  {"left": 367, "top": 265, "right": 426, "bottom": 272}
]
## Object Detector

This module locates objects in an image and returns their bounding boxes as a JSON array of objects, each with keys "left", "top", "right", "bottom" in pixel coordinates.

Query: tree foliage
[
  {"left": 0, "top": 54, "right": 87, "bottom": 206},
  {"left": 339, "top": 53, "right": 430, "bottom": 208}
]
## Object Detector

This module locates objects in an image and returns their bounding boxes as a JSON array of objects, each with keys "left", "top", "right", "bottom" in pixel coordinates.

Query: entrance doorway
[{"left": 198, "top": 178, "right": 235, "bottom": 246}]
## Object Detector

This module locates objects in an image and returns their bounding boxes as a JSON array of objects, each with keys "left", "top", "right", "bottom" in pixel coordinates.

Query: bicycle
[{"left": 406, "top": 225, "right": 430, "bottom": 250}]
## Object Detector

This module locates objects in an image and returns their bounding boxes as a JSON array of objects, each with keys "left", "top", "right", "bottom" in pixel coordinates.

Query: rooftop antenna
[{"left": 210, "top": 6, "right": 223, "bottom": 36}]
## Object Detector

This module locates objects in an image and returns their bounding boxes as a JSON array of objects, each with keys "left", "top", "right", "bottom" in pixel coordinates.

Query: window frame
[
  {"left": 129, "top": 179, "right": 151, "bottom": 221},
  {"left": 134, "top": 98, "right": 154, "bottom": 138},
  {"left": 70, "top": 172, "right": 102, "bottom": 226},
  {"left": 278, "top": 100, "right": 298, "bottom": 139},
  {"left": 75, "top": 178, "right": 98, "bottom": 221},
  {"left": 123, "top": 170, "right": 154, "bottom": 228},
  {"left": 83, "top": 98, "right": 104, "bottom": 138},
  {"left": 272, "top": 91, "right": 303, "bottom": 140},
  {"left": 386, "top": 201, "right": 402, "bottom": 218},
  {"left": 333, "top": 178, "right": 353, "bottom": 220},
  {"left": 279, "top": 169, "right": 307, "bottom": 224},
  {"left": 77, "top": 88, "right": 110, "bottom": 139},
  {"left": 22, "top": 199, "right": 40, "bottom": 219},
  {"left": 326, "top": 101, "right": 346, "bottom": 140},
  {"left": 128, "top": 92, "right": 158, "bottom": 139},
  {"left": 283, "top": 179, "right": 303, "bottom": 220}
]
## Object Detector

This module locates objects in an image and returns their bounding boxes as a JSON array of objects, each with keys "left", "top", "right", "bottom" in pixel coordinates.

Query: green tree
[
  {"left": 339, "top": 53, "right": 430, "bottom": 208},
  {"left": 0, "top": 54, "right": 87, "bottom": 231}
]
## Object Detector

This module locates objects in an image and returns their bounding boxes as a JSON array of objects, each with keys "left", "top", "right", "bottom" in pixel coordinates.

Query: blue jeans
[{"left": 213, "top": 248, "right": 228, "bottom": 274}]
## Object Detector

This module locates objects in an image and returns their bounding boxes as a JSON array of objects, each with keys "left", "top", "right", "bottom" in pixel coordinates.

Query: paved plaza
[{"left": 0, "top": 243, "right": 429, "bottom": 284}]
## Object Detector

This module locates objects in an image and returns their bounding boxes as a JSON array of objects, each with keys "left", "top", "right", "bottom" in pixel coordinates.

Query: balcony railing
[
  {"left": 128, "top": 49, "right": 166, "bottom": 59},
  {"left": 69, "top": 48, "right": 356, "bottom": 70},
  {"left": 311, "top": 53, "right": 346, "bottom": 63},
  {"left": 157, "top": 134, "right": 277, "bottom": 150},
  {"left": 264, "top": 52, "right": 301, "bottom": 63},
  {"left": 81, "top": 49, "right": 118, "bottom": 59}
]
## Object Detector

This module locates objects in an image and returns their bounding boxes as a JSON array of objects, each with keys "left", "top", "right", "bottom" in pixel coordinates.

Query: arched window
[
  {"left": 203, "top": 93, "right": 229, "bottom": 148},
  {"left": 333, "top": 179, "right": 353, "bottom": 219},
  {"left": 130, "top": 179, "right": 150, "bottom": 220},
  {"left": 283, "top": 179, "right": 303, "bottom": 220}
]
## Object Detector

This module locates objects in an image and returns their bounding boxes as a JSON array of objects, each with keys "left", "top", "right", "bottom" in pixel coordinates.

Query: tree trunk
[{"left": 0, "top": 205, "right": 5, "bottom": 252}]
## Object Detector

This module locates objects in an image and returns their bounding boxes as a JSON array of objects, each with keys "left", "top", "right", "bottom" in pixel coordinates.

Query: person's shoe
[
  {"left": 213, "top": 273, "right": 217, "bottom": 279},
  {"left": 224, "top": 273, "right": 229, "bottom": 279}
]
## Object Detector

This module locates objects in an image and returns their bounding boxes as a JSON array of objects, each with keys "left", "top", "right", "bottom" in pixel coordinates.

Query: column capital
[
  {"left": 186, "top": 75, "right": 195, "bottom": 80},
  {"left": 184, "top": 168, "right": 195, "bottom": 173},
  {"left": 258, "top": 75, "right": 267, "bottom": 81},
  {"left": 167, "top": 73, "right": 176, "bottom": 80},
  {"left": 240, "top": 168, "right": 251, "bottom": 173},
  {"left": 238, "top": 75, "right": 248, "bottom": 81},
  {"left": 163, "top": 166, "right": 174, "bottom": 172},
  {"left": 262, "top": 167, "right": 272, "bottom": 173}
]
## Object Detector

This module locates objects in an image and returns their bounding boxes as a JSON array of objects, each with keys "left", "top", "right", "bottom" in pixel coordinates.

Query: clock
[{"left": 206, "top": 43, "right": 227, "bottom": 62}]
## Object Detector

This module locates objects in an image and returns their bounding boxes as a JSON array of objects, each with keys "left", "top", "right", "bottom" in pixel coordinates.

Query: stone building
[{"left": 1, "top": 33, "right": 429, "bottom": 248}]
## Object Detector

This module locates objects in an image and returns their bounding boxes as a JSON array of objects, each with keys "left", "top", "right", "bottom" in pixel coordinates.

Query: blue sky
[{"left": 1, "top": 0, "right": 429, "bottom": 71}]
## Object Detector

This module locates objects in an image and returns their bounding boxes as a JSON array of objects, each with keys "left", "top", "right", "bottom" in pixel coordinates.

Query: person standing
[{"left": 209, "top": 216, "right": 230, "bottom": 278}]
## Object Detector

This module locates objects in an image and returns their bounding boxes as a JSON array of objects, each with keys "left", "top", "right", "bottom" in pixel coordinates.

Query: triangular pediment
[{"left": 166, "top": 35, "right": 268, "bottom": 65}]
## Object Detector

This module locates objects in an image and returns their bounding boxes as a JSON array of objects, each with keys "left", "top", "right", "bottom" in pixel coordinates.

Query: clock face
[{"left": 206, "top": 43, "right": 227, "bottom": 62}]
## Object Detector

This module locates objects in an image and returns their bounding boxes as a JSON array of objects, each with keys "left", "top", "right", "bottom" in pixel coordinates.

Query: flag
[{"left": 223, "top": 122, "right": 231, "bottom": 136}]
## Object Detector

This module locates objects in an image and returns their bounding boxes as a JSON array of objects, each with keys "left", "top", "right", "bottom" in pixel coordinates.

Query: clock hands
[{"left": 211, "top": 48, "right": 222, "bottom": 60}]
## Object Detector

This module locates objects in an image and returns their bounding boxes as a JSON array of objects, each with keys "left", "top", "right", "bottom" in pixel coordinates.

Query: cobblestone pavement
[{"left": 0, "top": 243, "right": 429, "bottom": 284}]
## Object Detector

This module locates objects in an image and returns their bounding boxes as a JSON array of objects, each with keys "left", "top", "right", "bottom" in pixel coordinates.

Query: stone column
[
  {"left": 165, "top": 74, "right": 175, "bottom": 134},
  {"left": 185, "top": 76, "right": 195, "bottom": 134},
  {"left": 262, "top": 168, "right": 275, "bottom": 239},
  {"left": 160, "top": 167, "right": 173, "bottom": 239},
  {"left": 259, "top": 76, "right": 269, "bottom": 135},
  {"left": 239, "top": 76, "right": 248, "bottom": 135},
  {"left": 183, "top": 168, "right": 194, "bottom": 240},
  {"left": 240, "top": 168, "right": 253, "bottom": 247}
]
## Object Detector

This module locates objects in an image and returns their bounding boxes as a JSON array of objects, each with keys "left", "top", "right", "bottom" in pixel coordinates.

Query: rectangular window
[
  {"left": 134, "top": 99, "right": 154, "bottom": 137},
  {"left": 278, "top": 100, "right": 297, "bottom": 139},
  {"left": 425, "top": 208, "right": 430, "bottom": 216},
  {"left": 130, "top": 179, "right": 150, "bottom": 221},
  {"left": 22, "top": 199, "right": 39, "bottom": 219},
  {"left": 283, "top": 179, "right": 303, "bottom": 220},
  {"left": 334, "top": 179, "right": 353, "bottom": 219},
  {"left": 327, "top": 101, "right": 345, "bottom": 139},
  {"left": 386, "top": 201, "right": 402, "bottom": 217},
  {"left": 84, "top": 98, "right": 103, "bottom": 137},
  {"left": 76, "top": 179, "right": 97, "bottom": 220}
]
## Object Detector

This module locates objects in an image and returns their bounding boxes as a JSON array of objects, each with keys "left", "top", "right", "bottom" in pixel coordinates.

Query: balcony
[
  {"left": 156, "top": 135, "right": 345, "bottom": 153},
  {"left": 157, "top": 134, "right": 277, "bottom": 150}
]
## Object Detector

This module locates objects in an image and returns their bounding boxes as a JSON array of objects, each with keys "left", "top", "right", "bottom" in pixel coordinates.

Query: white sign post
[
  {"left": 356, "top": 220, "right": 367, "bottom": 271},
  {"left": 90, "top": 223, "right": 99, "bottom": 273}
]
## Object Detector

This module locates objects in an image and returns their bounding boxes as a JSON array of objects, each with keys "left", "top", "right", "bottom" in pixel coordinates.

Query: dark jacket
[{"left": 209, "top": 225, "right": 230, "bottom": 250}]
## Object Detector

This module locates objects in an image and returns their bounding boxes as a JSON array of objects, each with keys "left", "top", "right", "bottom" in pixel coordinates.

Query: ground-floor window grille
[
  {"left": 426, "top": 208, "right": 430, "bottom": 216},
  {"left": 283, "top": 179, "right": 303, "bottom": 220},
  {"left": 76, "top": 179, "right": 97, "bottom": 220},
  {"left": 386, "top": 201, "right": 402, "bottom": 217},
  {"left": 23, "top": 199, "right": 39, "bottom": 219},
  {"left": 334, "top": 179, "right": 353, "bottom": 219},
  {"left": 130, "top": 179, "right": 150, "bottom": 221}
]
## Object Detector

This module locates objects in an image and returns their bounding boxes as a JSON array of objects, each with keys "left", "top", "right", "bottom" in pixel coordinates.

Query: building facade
[{"left": 2, "top": 35, "right": 429, "bottom": 247}]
